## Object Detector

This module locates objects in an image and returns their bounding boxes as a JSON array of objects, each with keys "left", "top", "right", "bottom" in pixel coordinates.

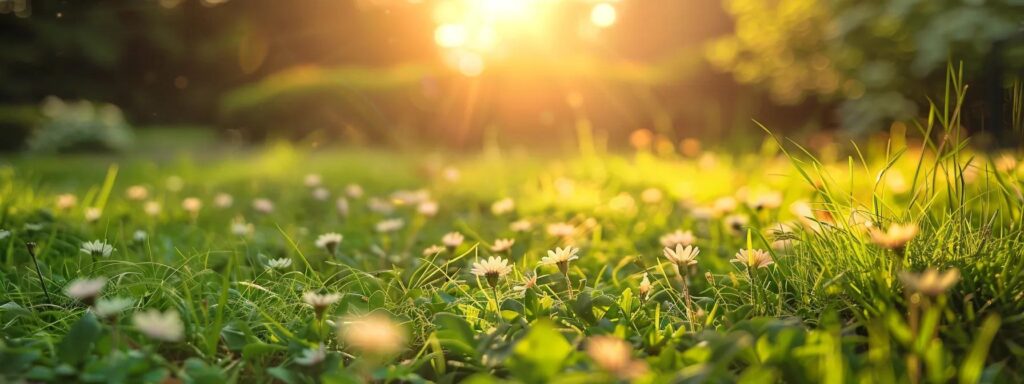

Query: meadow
[{"left": 2, "top": 107, "right": 1023, "bottom": 383}]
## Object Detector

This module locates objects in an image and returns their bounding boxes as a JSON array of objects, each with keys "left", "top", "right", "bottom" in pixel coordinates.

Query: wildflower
[
  {"left": 546, "top": 222, "right": 576, "bottom": 238},
  {"left": 732, "top": 249, "right": 774, "bottom": 269},
  {"left": 491, "top": 198, "right": 515, "bottom": 215},
  {"left": 0, "top": 229, "right": 9, "bottom": 240},
  {"left": 586, "top": 336, "right": 648, "bottom": 380},
  {"left": 182, "top": 197, "right": 202, "bottom": 216},
  {"left": 713, "top": 196, "right": 737, "bottom": 214},
  {"left": 133, "top": 309, "right": 184, "bottom": 342},
  {"left": 637, "top": 188, "right": 661, "bottom": 205},
  {"left": 417, "top": 200, "right": 439, "bottom": 217},
  {"left": 663, "top": 244, "right": 699, "bottom": 275},
  {"left": 126, "top": 185, "right": 148, "bottom": 201},
  {"left": 724, "top": 214, "right": 749, "bottom": 235},
  {"left": 471, "top": 256, "right": 512, "bottom": 287},
  {"left": 638, "top": 273, "right": 652, "bottom": 298},
  {"left": 295, "top": 344, "right": 327, "bottom": 366},
  {"left": 690, "top": 206, "right": 715, "bottom": 220},
  {"left": 230, "top": 217, "right": 254, "bottom": 237},
  {"left": 133, "top": 230, "right": 148, "bottom": 242},
  {"left": 165, "top": 175, "right": 184, "bottom": 192},
  {"left": 304, "top": 173, "right": 322, "bottom": 188},
  {"left": 375, "top": 218, "right": 404, "bottom": 233},
  {"left": 336, "top": 197, "right": 350, "bottom": 217},
  {"left": 252, "top": 198, "right": 274, "bottom": 214},
  {"left": 539, "top": 246, "right": 580, "bottom": 274},
  {"left": 267, "top": 258, "right": 293, "bottom": 270},
  {"left": 368, "top": 197, "right": 395, "bottom": 214},
  {"left": 56, "top": 194, "right": 78, "bottom": 210},
  {"left": 422, "top": 244, "right": 445, "bottom": 256},
  {"left": 144, "top": 201, "right": 162, "bottom": 216},
  {"left": 303, "top": 292, "right": 341, "bottom": 317},
  {"left": 93, "top": 297, "right": 133, "bottom": 318},
  {"left": 442, "top": 166, "right": 460, "bottom": 182},
  {"left": 442, "top": 232, "right": 464, "bottom": 252},
  {"left": 307, "top": 187, "right": 328, "bottom": 201},
  {"left": 659, "top": 230, "right": 695, "bottom": 248},
  {"left": 84, "top": 207, "right": 102, "bottom": 223},
  {"left": 748, "top": 191, "right": 783, "bottom": 210},
  {"left": 391, "top": 189, "right": 430, "bottom": 205},
  {"left": 491, "top": 238, "right": 515, "bottom": 253},
  {"left": 346, "top": 183, "right": 364, "bottom": 199},
  {"left": 315, "top": 232, "right": 343, "bottom": 254},
  {"left": 899, "top": 268, "right": 960, "bottom": 297},
  {"left": 65, "top": 277, "right": 106, "bottom": 305},
  {"left": 510, "top": 219, "right": 533, "bottom": 232},
  {"left": 339, "top": 313, "right": 407, "bottom": 356},
  {"left": 512, "top": 272, "right": 538, "bottom": 292},
  {"left": 214, "top": 193, "right": 233, "bottom": 208},
  {"left": 81, "top": 240, "right": 115, "bottom": 257},
  {"left": 869, "top": 223, "right": 919, "bottom": 251}
]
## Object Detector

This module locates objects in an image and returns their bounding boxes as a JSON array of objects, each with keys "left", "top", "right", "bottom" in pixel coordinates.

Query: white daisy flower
[
  {"left": 267, "top": 258, "right": 293, "bottom": 270},
  {"left": 442, "top": 166, "right": 460, "bottom": 182},
  {"left": 471, "top": 256, "right": 513, "bottom": 287},
  {"left": 182, "top": 197, "right": 202, "bottom": 216},
  {"left": 315, "top": 232, "right": 343, "bottom": 254},
  {"left": 214, "top": 193, "right": 234, "bottom": 208},
  {"left": 732, "top": 248, "right": 774, "bottom": 269},
  {"left": 422, "top": 244, "right": 445, "bottom": 256},
  {"left": 512, "top": 272, "right": 538, "bottom": 292},
  {"left": 442, "top": 232, "right": 464, "bottom": 251},
  {"left": 490, "top": 238, "right": 515, "bottom": 253},
  {"left": 539, "top": 246, "right": 580, "bottom": 274},
  {"left": 133, "top": 230, "right": 148, "bottom": 242},
  {"left": 368, "top": 197, "right": 394, "bottom": 214},
  {"left": 345, "top": 184, "right": 364, "bottom": 199},
  {"left": 84, "top": 207, "right": 102, "bottom": 223},
  {"left": 252, "top": 198, "right": 274, "bottom": 214},
  {"left": 638, "top": 273, "right": 652, "bottom": 298},
  {"left": 231, "top": 217, "right": 254, "bottom": 237},
  {"left": 144, "top": 201, "right": 162, "bottom": 216},
  {"left": 0, "top": 229, "right": 9, "bottom": 240},
  {"left": 336, "top": 197, "right": 350, "bottom": 217},
  {"left": 303, "top": 292, "right": 341, "bottom": 317},
  {"left": 133, "top": 309, "right": 184, "bottom": 342},
  {"left": 659, "top": 230, "right": 695, "bottom": 248},
  {"left": 375, "top": 218, "right": 404, "bottom": 233},
  {"left": 312, "top": 187, "right": 330, "bottom": 201},
  {"left": 417, "top": 201, "right": 439, "bottom": 217},
  {"left": 338, "top": 313, "right": 407, "bottom": 356},
  {"left": 126, "top": 185, "right": 149, "bottom": 201},
  {"left": 65, "top": 277, "right": 106, "bottom": 303},
  {"left": 304, "top": 173, "right": 322, "bottom": 188},
  {"left": 491, "top": 198, "right": 515, "bottom": 215},
  {"left": 93, "top": 297, "right": 133, "bottom": 318},
  {"left": 56, "top": 194, "right": 78, "bottom": 210},
  {"left": 510, "top": 219, "right": 533, "bottom": 232},
  {"left": 546, "top": 222, "right": 575, "bottom": 238},
  {"left": 81, "top": 240, "right": 115, "bottom": 257},
  {"left": 663, "top": 244, "right": 699, "bottom": 267}
]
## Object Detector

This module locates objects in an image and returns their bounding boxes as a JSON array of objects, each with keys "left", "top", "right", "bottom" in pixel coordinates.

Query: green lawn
[{"left": 1, "top": 132, "right": 1022, "bottom": 383}]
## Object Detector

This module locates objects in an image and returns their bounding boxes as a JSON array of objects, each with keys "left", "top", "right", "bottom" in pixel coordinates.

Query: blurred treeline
[{"left": 0, "top": 0, "right": 1022, "bottom": 151}]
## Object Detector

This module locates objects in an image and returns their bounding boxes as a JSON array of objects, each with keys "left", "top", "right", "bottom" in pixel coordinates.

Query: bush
[
  {"left": 0, "top": 105, "right": 41, "bottom": 152},
  {"left": 28, "top": 97, "right": 133, "bottom": 153}
]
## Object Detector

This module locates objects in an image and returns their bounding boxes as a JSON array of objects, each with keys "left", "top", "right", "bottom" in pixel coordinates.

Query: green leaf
[
  {"left": 507, "top": 320, "right": 572, "bottom": 383},
  {"left": 183, "top": 358, "right": 226, "bottom": 384},
  {"left": 58, "top": 312, "right": 102, "bottom": 366}
]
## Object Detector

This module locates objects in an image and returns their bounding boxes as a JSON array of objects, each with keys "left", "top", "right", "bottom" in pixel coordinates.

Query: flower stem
[
  {"left": 564, "top": 272, "right": 574, "bottom": 301},
  {"left": 25, "top": 243, "right": 51, "bottom": 304}
]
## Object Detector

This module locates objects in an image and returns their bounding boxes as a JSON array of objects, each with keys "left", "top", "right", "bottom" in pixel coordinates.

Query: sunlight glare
[{"left": 590, "top": 3, "right": 617, "bottom": 28}]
